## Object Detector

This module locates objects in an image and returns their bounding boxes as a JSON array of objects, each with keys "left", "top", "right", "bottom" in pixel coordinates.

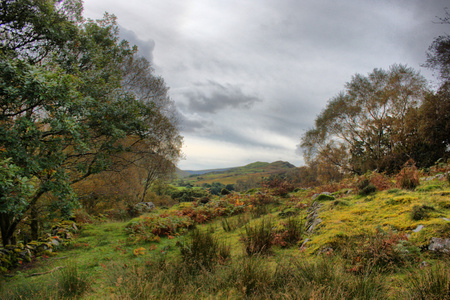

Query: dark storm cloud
[
  {"left": 183, "top": 81, "right": 262, "bottom": 114},
  {"left": 119, "top": 26, "right": 155, "bottom": 62}
]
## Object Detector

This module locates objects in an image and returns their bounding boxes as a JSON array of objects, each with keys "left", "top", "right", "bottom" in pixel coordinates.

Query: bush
[
  {"left": 179, "top": 229, "right": 230, "bottom": 271},
  {"left": 396, "top": 161, "right": 420, "bottom": 190},
  {"left": 410, "top": 205, "right": 435, "bottom": 220},
  {"left": 358, "top": 179, "right": 377, "bottom": 196},
  {"left": 242, "top": 218, "right": 274, "bottom": 256},
  {"left": 347, "top": 228, "right": 419, "bottom": 273},
  {"left": 273, "top": 217, "right": 304, "bottom": 247}
]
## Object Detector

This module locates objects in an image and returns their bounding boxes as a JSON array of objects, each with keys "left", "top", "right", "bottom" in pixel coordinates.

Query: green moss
[{"left": 316, "top": 194, "right": 335, "bottom": 201}]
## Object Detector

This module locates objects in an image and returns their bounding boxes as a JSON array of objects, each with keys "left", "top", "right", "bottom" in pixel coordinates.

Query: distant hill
[{"left": 177, "top": 161, "right": 297, "bottom": 185}]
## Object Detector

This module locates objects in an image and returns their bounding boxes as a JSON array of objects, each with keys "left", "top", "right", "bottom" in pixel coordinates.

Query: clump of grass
[
  {"left": 56, "top": 263, "right": 90, "bottom": 298},
  {"left": 404, "top": 260, "right": 450, "bottom": 299},
  {"left": 242, "top": 218, "right": 274, "bottom": 256},
  {"left": 410, "top": 204, "right": 435, "bottom": 220},
  {"left": 0, "top": 280, "right": 52, "bottom": 300},
  {"left": 179, "top": 229, "right": 230, "bottom": 271},
  {"left": 227, "top": 256, "right": 272, "bottom": 297},
  {"left": 220, "top": 214, "right": 250, "bottom": 232}
]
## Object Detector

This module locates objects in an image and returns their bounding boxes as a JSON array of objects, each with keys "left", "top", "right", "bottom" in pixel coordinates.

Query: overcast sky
[{"left": 82, "top": 0, "right": 448, "bottom": 170}]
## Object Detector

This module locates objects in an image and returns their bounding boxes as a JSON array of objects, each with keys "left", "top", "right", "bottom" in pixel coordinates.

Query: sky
[{"left": 82, "top": 0, "right": 449, "bottom": 170}]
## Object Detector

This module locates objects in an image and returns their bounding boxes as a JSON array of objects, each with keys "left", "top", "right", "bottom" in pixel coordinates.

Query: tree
[
  {"left": 301, "top": 65, "right": 428, "bottom": 175},
  {"left": 425, "top": 8, "right": 450, "bottom": 84},
  {"left": 0, "top": 1, "right": 182, "bottom": 245}
]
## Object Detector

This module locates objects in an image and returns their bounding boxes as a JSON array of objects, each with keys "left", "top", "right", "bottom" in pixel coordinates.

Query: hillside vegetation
[
  {"left": 179, "top": 161, "right": 296, "bottom": 186},
  {"left": 1, "top": 162, "right": 449, "bottom": 299}
]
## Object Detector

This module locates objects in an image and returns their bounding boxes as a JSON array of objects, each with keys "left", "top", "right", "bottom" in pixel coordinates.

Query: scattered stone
[
  {"left": 428, "top": 237, "right": 450, "bottom": 253},
  {"left": 299, "top": 238, "right": 310, "bottom": 249},
  {"left": 307, "top": 218, "right": 323, "bottom": 233},
  {"left": 413, "top": 225, "right": 424, "bottom": 233},
  {"left": 442, "top": 218, "right": 450, "bottom": 222},
  {"left": 420, "top": 261, "right": 429, "bottom": 268}
]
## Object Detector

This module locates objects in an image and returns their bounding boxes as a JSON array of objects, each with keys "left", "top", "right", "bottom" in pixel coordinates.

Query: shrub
[
  {"left": 396, "top": 160, "right": 420, "bottom": 190},
  {"left": 242, "top": 218, "right": 274, "bottom": 256},
  {"left": 369, "top": 172, "right": 392, "bottom": 191},
  {"left": 410, "top": 205, "right": 435, "bottom": 220},
  {"left": 273, "top": 217, "right": 304, "bottom": 247},
  {"left": 262, "top": 178, "right": 296, "bottom": 197},
  {"left": 358, "top": 179, "right": 377, "bottom": 196},
  {"left": 347, "top": 228, "right": 419, "bottom": 273},
  {"left": 179, "top": 229, "right": 230, "bottom": 271}
]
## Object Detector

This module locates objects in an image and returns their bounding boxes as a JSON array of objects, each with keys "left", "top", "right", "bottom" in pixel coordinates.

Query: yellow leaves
[{"left": 133, "top": 247, "right": 146, "bottom": 256}]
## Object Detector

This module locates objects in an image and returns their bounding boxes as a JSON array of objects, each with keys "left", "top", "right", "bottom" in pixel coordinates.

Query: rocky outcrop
[{"left": 428, "top": 237, "right": 450, "bottom": 253}]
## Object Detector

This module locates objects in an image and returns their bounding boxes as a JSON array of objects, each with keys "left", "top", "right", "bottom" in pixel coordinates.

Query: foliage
[
  {"left": 272, "top": 217, "right": 304, "bottom": 247},
  {"left": 357, "top": 179, "right": 377, "bottom": 196},
  {"left": 301, "top": 64, "right": 428, "bottom": 175},
  {"left": 0, "top": 0, "right": 182, "bottom": 246},
  {"left": 179, "top": 229, "right": 230, "bottom": 272},
  {"left": 345, "top": 228, "right": 420, "bottom": 273},
  {"left": 410, "top": 204, "right": 435, "bottom": 221},
  {"left": 261, "top": 177, "right": 295, "bottom": 197},
  {"left": 396, "top": 161, "right": 420, "bottom": 190},
  {"left": 242, "top": 218, "right": 274, "bottom": 256}
]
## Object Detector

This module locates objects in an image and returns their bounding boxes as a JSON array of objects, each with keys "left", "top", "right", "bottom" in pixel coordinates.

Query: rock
[
  {"left": 50, "top": 239, "right": 60, "bottom": 247},
  {"left": 442, "top": 218, "right": 450, "bottom": 222},
  {"left": 307, "top": 218, "right": 322, "bottom": 233},
  {"left": 299, "top": 238, "right": 310, "bottom": 249},
  {"left": 420, "top": 261, "right": 429, "bottom": 268},
  {"left": 428, "top": 237, "right": 450, "bottom": 253},
  {"left": 413, "top": 225, "right": 424, "bottom": 233},
  {"left": 134, "top": 202, "right": 156, "bottom": 214}
]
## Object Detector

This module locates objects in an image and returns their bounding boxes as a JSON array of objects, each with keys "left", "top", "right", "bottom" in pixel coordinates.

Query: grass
[{"left": 1, "top": 175, "right": 449, "bottom": 299}]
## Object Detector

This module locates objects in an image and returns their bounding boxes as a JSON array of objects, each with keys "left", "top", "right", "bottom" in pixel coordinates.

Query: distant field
[{"left": 179, "top": 161, "right": 296, "bottom": 186}]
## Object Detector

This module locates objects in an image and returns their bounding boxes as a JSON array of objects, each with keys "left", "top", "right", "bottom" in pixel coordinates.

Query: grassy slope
[
  {"left": 1, "top": 175, "right": 449, "bottom": 299},
  {"left": 182, "top": 161, "right": 296, "bottom": 186}
]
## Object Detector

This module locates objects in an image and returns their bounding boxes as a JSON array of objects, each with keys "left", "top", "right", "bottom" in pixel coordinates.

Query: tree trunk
[
  {"left": 30, "top": 205, "right": 39, "bottom": 240},
  {"left": 0, "top": 212, "right": 13, "bottom": 246}
]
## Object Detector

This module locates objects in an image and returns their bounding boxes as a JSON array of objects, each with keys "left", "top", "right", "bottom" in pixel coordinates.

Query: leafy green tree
[
  {"left": 0, "top": 1, "right": 182, "bottom": 244},
  {"left": 301, "top": 65, "right": 428, "bottom": 175}
]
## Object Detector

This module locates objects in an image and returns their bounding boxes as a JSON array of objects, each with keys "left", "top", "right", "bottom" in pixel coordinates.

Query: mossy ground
[{"left": 1, "top": 177, "right": 449, "bottom": 299}]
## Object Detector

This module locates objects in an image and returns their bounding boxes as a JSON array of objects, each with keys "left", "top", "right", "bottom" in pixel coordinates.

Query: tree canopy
[
  {"left": 0, "top": 0, "right": 182, "bottom": 245},
  {"left": 301, "top": 65, "right": 429, "bottom": 175}
]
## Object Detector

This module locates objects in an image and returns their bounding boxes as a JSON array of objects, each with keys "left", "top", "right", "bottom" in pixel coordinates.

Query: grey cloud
[
  {"left": 183, "top": 81, "right": 262, "bottom": 114},
  {"left": 119, "top": 26, "right": 155, "bottom": 62}
]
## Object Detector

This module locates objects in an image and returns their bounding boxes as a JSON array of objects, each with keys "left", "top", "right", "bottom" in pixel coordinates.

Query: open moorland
[{"left": 1, "top": 162, "right": 449, "bottom": 299}]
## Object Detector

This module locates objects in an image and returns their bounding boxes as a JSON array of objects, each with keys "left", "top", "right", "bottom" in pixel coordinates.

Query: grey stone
[
  {"left": 134, "top": 202, "right": 156, "bottom": 214},
  {"left": 428, "top": 237, "right": 450, "bottom": 253},
  {"left": 307, "top": 218, "right": 322, "bottom": 233},
  {"left": 413, "top": 225, "right": 424, "bottom": 233}
]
